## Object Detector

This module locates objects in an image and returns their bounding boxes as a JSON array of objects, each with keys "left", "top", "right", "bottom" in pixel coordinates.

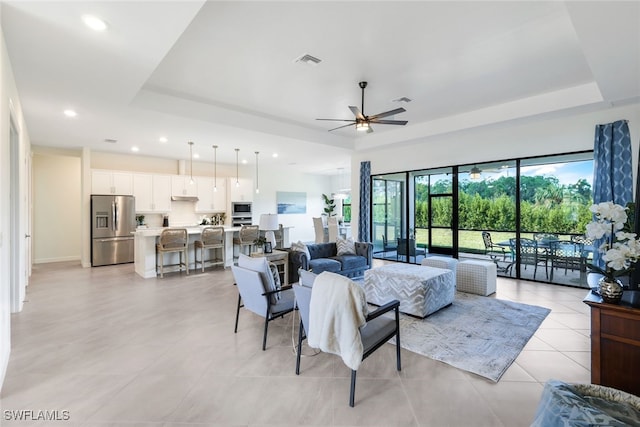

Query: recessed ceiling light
[
  {"left": 272, "top": 153, "right": 278, "bottom": 158},
  {"left": 242, "top": 159, "right": 248, "bottom": 164},
  {"left": 193, "top": 153, "right": 200, "bottom": 159},
  {"left": 159, "top": 137, "right": 168, "bottom": 143},
  {"left": 131, "top": 146, "right": 139, "bottom": 152},
  {"left": 82, "top": 14, "right": 107, "bottom": 32},
  {"left": 63, "top": 109, "right": 77, "bottom": 117}
]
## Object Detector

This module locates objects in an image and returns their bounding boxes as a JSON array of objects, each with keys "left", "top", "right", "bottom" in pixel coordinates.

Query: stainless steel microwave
[{"left": 232, "top": 202, "right": 252, "bottom": 216}]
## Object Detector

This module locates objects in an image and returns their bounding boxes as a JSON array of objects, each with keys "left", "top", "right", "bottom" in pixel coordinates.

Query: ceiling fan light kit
[{"left": 317, "top": 81, "right": 408, "bottom": 133}]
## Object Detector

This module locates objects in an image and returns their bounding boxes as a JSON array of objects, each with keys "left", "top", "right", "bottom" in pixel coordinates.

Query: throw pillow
[
  {"left": 336, "top": 237, "right": 356, "bottom": 256},
  {"left": 237, "top": 254, "right": 278, "bottom": 300},
  {"left": 291, "top": 240, "right": 311, "bottom": 260},
  {"left": 298, "top": 269, "right": 318, "bottom": 288}
]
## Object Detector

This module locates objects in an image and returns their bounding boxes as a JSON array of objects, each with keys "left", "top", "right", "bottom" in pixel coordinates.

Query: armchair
[
  {"left": 232, "top": 254, "right": 295, "bottom": 350},
  {"left": 293, "top": 271, "right": 401, "bottom": 407}
]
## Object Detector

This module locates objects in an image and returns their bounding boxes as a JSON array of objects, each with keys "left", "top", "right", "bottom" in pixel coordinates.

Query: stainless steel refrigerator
[{"left": 91, "top": 195, "right": 136, "bottom": 266}]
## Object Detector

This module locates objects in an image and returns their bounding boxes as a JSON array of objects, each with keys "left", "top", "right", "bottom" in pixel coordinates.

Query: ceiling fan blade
[
  {"left": 316, "top": 118, "right": 356, "bottom": 122},
  {"left": 348, "top": 106, "right": 365, "bottom": 120},
  {"left": 368, "top": 107, "right": 406, "bottom": 120},
  {"left": 328, "top": 122, "right": 356, "bottom": 131},
  {"left": 370, "top": 119, "right": 408, "bottom": 125}
]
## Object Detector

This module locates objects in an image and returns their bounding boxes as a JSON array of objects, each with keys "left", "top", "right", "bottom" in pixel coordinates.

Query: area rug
[{"left": 389, "top": 292, "right": 550, "bottom": 382}]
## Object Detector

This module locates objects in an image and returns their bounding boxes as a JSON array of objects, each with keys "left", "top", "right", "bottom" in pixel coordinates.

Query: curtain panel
[
  {"left": 358, "top": 161, "right": 371, "bottom": 242},
  {"left": 592, "top": 119, "right": 633, "bottom": 268}
]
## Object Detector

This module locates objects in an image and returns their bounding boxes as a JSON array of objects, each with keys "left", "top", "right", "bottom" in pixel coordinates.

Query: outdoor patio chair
[
  {"left": 549, "top": 240, "right": 583, "bottom": 281},
  {"left": 482, "top": 231, "right": 509, "bottom": 261},
  {"left": 510, "top": 238, "right": 549, "bottom": 280},
  {"left": 381, "top": 234, "right": 397, "bottom": 258},
  {"left": 397, "top": 238, "right": 426, "bottom": 263}
]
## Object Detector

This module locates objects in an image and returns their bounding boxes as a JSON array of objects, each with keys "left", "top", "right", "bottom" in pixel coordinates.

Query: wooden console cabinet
[{"left": 585, "top": 293, "right": 640, "bottom": 396}]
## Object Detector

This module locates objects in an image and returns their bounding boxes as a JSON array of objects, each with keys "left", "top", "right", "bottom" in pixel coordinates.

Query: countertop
[{"left": 133, "top": 226, "right": 242, "bottom": 237}]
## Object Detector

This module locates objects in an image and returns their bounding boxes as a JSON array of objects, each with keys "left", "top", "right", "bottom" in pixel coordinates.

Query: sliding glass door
[
  {"left": 372, "top": 174, "right": 405, "bottom": 260},
  {"left": 370, "top": 151, "right": 594, "bottom": 288}
]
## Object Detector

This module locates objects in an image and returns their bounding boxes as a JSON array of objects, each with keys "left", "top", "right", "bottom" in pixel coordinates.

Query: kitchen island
[{"left": 132, "top": 226, "right": 292, "bottom": 278}]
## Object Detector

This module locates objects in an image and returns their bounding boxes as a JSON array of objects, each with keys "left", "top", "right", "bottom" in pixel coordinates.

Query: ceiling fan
[{"left": 317, "top": 81, "right": 408, "bottom": 133}]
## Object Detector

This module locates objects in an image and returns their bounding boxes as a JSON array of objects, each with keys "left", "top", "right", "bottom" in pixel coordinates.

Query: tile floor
[{"left": 0, "top": 260, "right": 592, "bottom": 426}]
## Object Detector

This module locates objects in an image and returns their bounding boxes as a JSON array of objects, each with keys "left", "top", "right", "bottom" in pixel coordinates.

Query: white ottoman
[
  {"left": 364, "top": 263, "right": 455, "bottom": 318},
  {"left": 421, "top": 256, "right": 459, "bottom": 285},
  {"left": 457, "top": 260, "right": 497, "bottom": 296}
]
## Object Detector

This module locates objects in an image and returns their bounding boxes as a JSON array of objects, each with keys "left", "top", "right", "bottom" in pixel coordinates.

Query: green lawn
[{"left": 415, "top": 229, "right": 576, "bottom": 252}]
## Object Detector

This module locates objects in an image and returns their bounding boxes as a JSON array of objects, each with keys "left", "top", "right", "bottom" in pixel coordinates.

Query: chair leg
[
  {"left": 349, "top": 370, "right": 357, "bottom": 407},
  {"left": 185, "top": 249, "right": 189, "bottom": 275},
  {"left": 262, "top": 316, "right": 269, "bottom": 351},
  {"left": 159, "top": 252, "right": 164, "bottom": 278},
  {"left": 296, "top": 319, "right": 304, "bottom": 375},
  {"left": 395, "top": 310, "right": 402, "bottom": 372},
  {"left": 234, "top": 294, "right": 241, "bottom": 333}
]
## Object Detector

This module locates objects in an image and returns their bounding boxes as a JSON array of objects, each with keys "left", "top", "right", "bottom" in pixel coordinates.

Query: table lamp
[{"left": 259, "top": 213, "right": 279, "bottom": 248}]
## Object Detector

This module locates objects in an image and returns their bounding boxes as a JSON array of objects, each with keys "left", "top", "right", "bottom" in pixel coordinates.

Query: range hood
[{"left": 171, "top": 195, "right": 199, "bottom": 202}]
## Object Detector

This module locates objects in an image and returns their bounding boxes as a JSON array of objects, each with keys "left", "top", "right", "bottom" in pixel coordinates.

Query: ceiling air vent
[
  {"left": 104, "top": 138, "right": 118, "bottom": 143},
  {"left": 294, "top": 53, "right": 322, "bottom": 66},
  {"left": 392, "top": 97, "right": 412, "bottom": 103}
]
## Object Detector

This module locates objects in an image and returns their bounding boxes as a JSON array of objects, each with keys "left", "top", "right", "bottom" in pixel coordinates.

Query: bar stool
[
  {"left": 156, "top": 228, "right": 188, "bottom": 278},
  {"left": 233, "top": 225, "right": 259, "bottom": 256},
  {"left": 194, "top": 226, "right": 225, "bottom": 272}
]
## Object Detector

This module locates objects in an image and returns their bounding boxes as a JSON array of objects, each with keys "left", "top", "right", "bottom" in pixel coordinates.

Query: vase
[{"left": 598, "top": 277, "right": 624, "bottom": 304}]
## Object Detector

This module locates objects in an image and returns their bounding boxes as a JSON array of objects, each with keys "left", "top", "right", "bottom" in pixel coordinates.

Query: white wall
[
  {"left": 0, "top": 13, "right": 32, "bottom": 390},
  {"left": 32, "top": 152, "right": 81, "bottom": 263},
  {"left": 350, "top": 103, "right": 640, "bottom": 238}
]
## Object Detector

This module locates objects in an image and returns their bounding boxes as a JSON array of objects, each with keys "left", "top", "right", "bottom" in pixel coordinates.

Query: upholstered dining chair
[
  {"left": 233, "top": 224, "right": 259, "bottom": 256},
  {"left": 273, "top": 224, "right": 284, "bottom": 249},
  {"left": 232, "top": 254, "right": 295, "bottom": 350},
  {"left": 293, "top": 272, "right": 401, "bottom": 407},
  {"left": 156, "top": 228, "right": 188, "bottom": 278},
  {"left": 327, "top": 217, "right": 339, "bottom": 242},
  {"left": 194, "top": 226, "right": 224, "bottom": 272},
  {"left": 312, "top": 217, "right": 325, "bottom": 243}
]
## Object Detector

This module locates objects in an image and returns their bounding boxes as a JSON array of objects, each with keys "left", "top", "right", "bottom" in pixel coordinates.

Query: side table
[
  {"left": 584, "top": 290, "right": 640, "bottom": 396},
  {"left": 251, "top": 249, "right": 289, "bottom": 285}
]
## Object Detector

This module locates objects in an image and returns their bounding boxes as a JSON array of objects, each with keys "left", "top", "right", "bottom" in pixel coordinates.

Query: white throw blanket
[{"left": 308, "top": 271, "right": 368, "bottom": 370}]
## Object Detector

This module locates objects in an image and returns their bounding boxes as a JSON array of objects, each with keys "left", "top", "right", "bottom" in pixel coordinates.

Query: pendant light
[
  {"left": 255, "top": 151, "right": 260, "bottom": 194},
  {"left": 212, "top": 144, "right": 218, "bottom": 192},
  {"left": 188, "top": 141, "right": 194, "bottom": 184},
  {"left": 469, "top": 165, "right": 482, "bottom": 180},
  {"left": 235, "top": 148, "right": 240, "bottom": 187}
]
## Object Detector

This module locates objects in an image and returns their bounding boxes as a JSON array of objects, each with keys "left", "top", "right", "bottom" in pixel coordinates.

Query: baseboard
[
  {"left": 33, "top": 256, "right": 80, "bottom": 264},
  {"left": 0, "top": 343, "right": 9, "bottom": 393}
]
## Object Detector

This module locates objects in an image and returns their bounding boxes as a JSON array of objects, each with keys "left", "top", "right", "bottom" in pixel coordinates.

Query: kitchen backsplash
[{"left": 138, "top": 201, "right": 223, "bottom": 227}]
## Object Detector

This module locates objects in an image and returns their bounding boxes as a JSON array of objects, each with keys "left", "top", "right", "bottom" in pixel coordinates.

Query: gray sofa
[{"left": 288, "top": 242, "right": 373, "bottom": 283}]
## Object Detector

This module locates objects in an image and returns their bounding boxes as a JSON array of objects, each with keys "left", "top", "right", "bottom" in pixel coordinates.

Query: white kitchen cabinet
[
  {"left": 228, "top": 177, "right": 254, "bottom": 202},
  {"left": 133, "top": 174, "right": 171, "bottom": 213},
  {"left": 171, "top": 175, "right": 198, "bottom": 197},
  {"left": 92, "top": 170, "right": 133, "bottom": 195},
  {"left": 195, "top": 177, "right": 228, "bottom": 212}
]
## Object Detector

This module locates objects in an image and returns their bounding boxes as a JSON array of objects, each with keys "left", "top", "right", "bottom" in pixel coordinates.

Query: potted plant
[
  {"left": 585, "top": 201, "right": 640, "bottom": 303},
  {"left": 136, "top": 215, "right": 145, "bottom": 227},
  {"left": 322, "top": 193, "right": 336, "bottom": 217},
  {"left": 254, "top": 236, "right": 267, "bottom": 253}
]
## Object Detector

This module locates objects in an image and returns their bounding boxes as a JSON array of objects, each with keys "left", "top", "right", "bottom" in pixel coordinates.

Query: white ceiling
[{"left": 2, "top": 1, "right": 639, "bottom": 175}]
